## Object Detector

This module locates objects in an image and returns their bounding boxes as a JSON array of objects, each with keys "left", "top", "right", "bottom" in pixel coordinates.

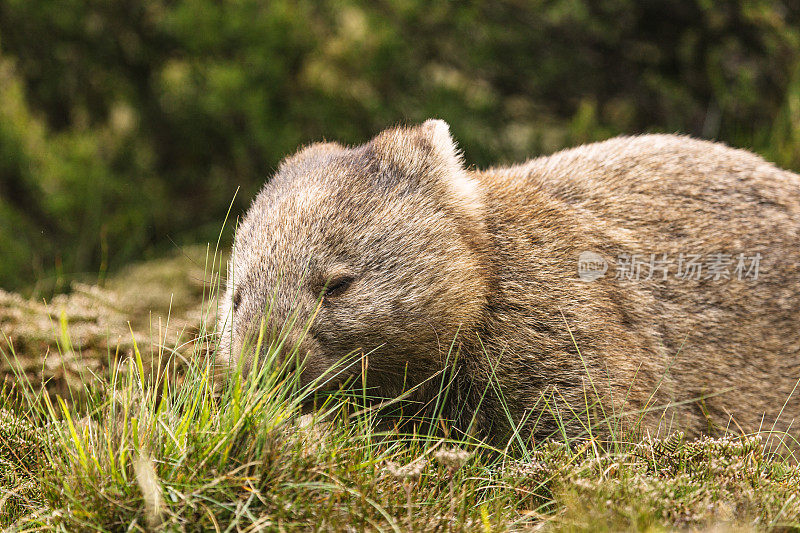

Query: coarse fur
[{"left": 217, "top": 120, "right": 800, "bottom": 447}]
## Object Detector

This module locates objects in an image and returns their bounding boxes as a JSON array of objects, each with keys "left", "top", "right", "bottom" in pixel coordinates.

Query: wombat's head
[{"left": 216, "top": 120, "right": 489, "bottom": 395}]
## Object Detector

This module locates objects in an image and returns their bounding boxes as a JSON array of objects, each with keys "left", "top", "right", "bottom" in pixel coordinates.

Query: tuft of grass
[
  {"left": 2, "top": 333, "right": 800, "bottom": 530},
  {"left": 1, "top": 247, "right": 800, "bottom": 530}
]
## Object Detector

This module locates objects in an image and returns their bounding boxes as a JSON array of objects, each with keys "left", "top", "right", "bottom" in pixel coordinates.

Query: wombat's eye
[
  {"left": 232, "top": 289, "right": 242, "bottom": 312},
  {"left": 324, "top": 275, "right": 355, "bottom": 298}
]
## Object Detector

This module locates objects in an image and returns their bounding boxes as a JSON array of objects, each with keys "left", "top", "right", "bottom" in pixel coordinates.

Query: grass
[{"left": 2, "top": 251, "right": 800, "bottom": 531}]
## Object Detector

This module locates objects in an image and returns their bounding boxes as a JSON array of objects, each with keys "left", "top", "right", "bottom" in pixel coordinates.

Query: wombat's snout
[{"left": 234, "top": 324, "right": 311, "bottom": 378}]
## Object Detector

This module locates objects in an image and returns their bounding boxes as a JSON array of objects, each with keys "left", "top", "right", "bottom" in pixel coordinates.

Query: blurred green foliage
[{"left": 1, "top": 0, "right": 800, "bottom": 292}]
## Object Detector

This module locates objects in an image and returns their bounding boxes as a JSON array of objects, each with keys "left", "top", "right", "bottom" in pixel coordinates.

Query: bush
[{"left": 1, "top": 0, "right": 800, "bottom": 291}]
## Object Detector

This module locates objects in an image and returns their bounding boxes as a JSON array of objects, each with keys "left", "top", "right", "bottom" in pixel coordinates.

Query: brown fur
[{"left": 218, "top": 120, "right": 800, "bottom": 447}]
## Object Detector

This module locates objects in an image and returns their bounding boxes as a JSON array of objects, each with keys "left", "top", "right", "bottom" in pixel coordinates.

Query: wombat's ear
[
  {"left": 371, "top": 119, "right": 483, "bottom": 220},
  {"left": 417, "top": 118, "right": 462, "bottom": 171},
  {"left": 277, "top": 141, "right": 344, "bottom": 171},
  {"left": 371, "top": 119, "right": 466, "bottom": 185},
  {"left": 305, "top": 141, "right": 343, "bottom": 154}
]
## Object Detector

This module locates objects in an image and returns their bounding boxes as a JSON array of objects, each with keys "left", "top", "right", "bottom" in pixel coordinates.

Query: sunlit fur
[{"left": 218, "top": 120, "right": 800, "bottom": 446}]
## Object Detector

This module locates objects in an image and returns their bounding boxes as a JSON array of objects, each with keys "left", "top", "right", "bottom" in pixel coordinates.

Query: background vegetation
[{"left": 2, "top": 0, "right": 800, "bottom": 293}]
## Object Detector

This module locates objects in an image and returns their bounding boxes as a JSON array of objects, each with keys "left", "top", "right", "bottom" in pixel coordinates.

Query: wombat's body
[{"left": 219, "top": 121, "right": 800, "bottom": 447}]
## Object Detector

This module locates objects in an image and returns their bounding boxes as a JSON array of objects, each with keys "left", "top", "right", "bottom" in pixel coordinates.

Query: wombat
[{"left": 217, "top": 119, "right": 800, "bottom": 447}]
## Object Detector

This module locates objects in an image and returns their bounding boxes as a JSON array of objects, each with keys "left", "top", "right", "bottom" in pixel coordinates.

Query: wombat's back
[{"left": 476, "top": 134, "right": 800, "bottom": 443}]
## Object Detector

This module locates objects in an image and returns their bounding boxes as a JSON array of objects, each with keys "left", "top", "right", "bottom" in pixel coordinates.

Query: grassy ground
[{"left": 2, "top": 249, "right": 800, "bottom": 531}]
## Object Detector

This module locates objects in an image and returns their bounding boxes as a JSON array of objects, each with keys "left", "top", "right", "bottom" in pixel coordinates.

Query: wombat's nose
[
  {"left": 260, "top": 329, "right": 308, "bottom": 374},
  {"left": 266, "top": 342, "right": 292, "bottom": 368}
]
